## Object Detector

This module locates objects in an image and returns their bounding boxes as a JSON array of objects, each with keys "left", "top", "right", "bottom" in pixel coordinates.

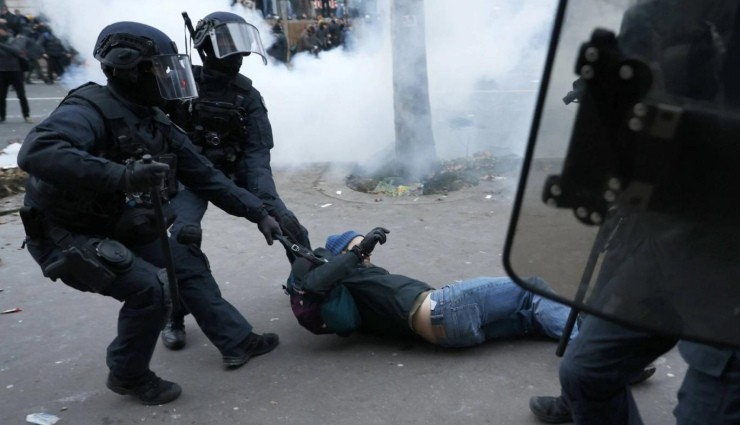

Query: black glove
[
  {"left": 268, "top": 207, "right": 311, "bottom": 249},
  {"left": 352, "top": 227, "right": 389, "bottom": 258},
  {"left": 257, "top": 214, "right": 282, "bottom": 245},
  {"left": 123, "top": 160, "right": 169, "bottom": 192}
]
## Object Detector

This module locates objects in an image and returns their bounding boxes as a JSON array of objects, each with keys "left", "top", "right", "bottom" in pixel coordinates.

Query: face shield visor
[
  {"left": 208, "top": 21, "right": 267, "bottom": 65},
  {"left": 149, "top": 54, "right": 198, "bottom": 100}
]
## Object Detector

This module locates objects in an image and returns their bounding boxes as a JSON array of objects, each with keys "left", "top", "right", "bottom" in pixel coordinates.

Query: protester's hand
[
  {"left": 123, "top": 160, "right": 169, "bottom": 192},
  {"left": 258, "top": 214, "right": 282, "bottom": 246},
  {"left": 356, "top": 227, "right": 389, "bottom": 257}
]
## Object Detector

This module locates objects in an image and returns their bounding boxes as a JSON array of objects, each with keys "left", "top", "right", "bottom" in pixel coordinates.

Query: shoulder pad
[
  {"left": 61, "top": 83, "right": 124, "bottom": 119},
  {"left": 191, "top": 65, "right": 203, "bottom": 81},
  {"left": 231, "top": 74, "right": 253, "bottom": 92}
]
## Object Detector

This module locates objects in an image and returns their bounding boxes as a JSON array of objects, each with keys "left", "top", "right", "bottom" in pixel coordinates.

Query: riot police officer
[
  {"left": 161, "top": 11, "right": 311, "bottom": 350},
  {"left": 17, "top": 21, "right": 281, "bottom": 405},
  {"left": 522, "top": 0, "right": 740, "bottom": 423}
]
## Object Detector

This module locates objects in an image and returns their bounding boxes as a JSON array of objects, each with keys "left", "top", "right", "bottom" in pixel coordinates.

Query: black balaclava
[
  {"left": 201, "top": 39, "right": 244, "bottom": 76},
  {"left": 106, "top": 63, "right": 166, "bottom": 108}
]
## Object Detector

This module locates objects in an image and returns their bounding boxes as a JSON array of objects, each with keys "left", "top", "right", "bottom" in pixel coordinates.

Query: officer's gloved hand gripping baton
[{"left": 142, "top": 154, "right": 181, "bottom": 314}]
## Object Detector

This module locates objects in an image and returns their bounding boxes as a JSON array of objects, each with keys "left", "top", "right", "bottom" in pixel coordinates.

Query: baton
[
  {"left": 143, "top": 154, "right": 181, "bottom": 314},
  {"left": 182, "top": 11, "right": 206, "bottom": 63},
  {"left": 555, "top": 222, "right": 611, "bottom": 356}
]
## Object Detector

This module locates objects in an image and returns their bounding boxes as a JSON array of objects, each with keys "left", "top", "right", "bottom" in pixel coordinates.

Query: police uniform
[
  {"left": 530, "top": 0, "right": 740, "bottom": 423},
  {"left": 169, "top": 65, "right": 309, "bottom": 253},
  {"left": 18, "top": 82, "right": 271, "bottom": 381}
]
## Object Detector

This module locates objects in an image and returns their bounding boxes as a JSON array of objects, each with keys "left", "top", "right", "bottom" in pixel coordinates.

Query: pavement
[{"left": 0, "top": 83, "right": 687, "bottom": 424}]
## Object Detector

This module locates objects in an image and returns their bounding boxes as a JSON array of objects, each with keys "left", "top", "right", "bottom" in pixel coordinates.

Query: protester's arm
[{"left": 291, "top": 248, "right": 361, "bottom": 297}]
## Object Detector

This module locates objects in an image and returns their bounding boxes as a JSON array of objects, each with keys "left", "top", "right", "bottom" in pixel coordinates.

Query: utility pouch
[
  {"left": 19, "top": 206, "right": 45, "bottom": 240},
  {"left": 155, "top": 153, "right": 178, "bottom": 199},
  {"left": 44, "top": 238, "right": 133, "bottom": 293}
]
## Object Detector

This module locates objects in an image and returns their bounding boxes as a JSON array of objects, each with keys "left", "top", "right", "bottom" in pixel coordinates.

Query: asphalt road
[{"left": 0, "top": 82, "right": 687, "bottom": 424}]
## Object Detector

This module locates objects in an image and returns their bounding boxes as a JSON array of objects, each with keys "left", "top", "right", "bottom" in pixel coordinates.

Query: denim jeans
[{"left": 428, "top": 276, "right": 577, "bottom": 348}]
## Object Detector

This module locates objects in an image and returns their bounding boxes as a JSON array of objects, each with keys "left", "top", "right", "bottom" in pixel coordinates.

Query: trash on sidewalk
[
  {"left": 1, "top": 307, "right": 22, "bottom": 314},
  {"left": 26, "top": 412, "right": 60, "bottom": 425}
]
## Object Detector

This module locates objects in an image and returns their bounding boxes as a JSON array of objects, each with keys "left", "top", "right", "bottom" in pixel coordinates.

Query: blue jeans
[{"left": 428, "top": 276, "right": 577, "bottom": 348}]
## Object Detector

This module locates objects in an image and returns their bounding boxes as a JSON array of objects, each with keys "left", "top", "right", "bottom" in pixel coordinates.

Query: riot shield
[{"left": 503, "top": 0, "right": 740, "bottom": 348}]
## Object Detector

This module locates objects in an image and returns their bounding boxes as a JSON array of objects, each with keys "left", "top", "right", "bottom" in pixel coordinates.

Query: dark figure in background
[
  {"left": 0, "top": 25, "right": 31, "bottom": 123},
  {"left": 20, "top": 28, "right": 48, "bottom": 84},
  {"left": 162, "top": 11, "right": 310, "bottom": 350},
  {"left": 297, "top": 24, "right": 321, "bottom": 56},
  {"left": 40, "top": 28, "right": 69, "bottom": 83},
  {"left": 0, "top": 6, "right": 20, "bottom": 35},
  {"left": 17, "top": 21, "right": 280, "bottom": 405},
  {"left": 327, "top": 18, "right": 341, "bottom": 50},
  {"left": 315, "top": 20, "right": 330, "bottom": 50},
  {"left": 267, "top": 22, "right": 289, "bottom": 64},
  {"left": 529, "top": 1, "right": 740, "bottom": 424}
]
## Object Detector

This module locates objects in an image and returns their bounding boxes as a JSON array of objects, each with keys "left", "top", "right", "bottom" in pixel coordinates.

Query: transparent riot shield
[{"left": 504, "top": 0, "right": 740, "bottom": 348}]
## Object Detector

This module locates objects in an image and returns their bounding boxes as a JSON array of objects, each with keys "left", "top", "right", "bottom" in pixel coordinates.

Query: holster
[
  {"left": 19, "top": 206, "right": 45, "bottom": 240},
  {"left": 43, "top": 229, "right": 134, "bottom": 293}
]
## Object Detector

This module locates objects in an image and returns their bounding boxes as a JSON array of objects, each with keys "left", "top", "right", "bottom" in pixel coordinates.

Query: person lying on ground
[{"left": 285, "top": 227, "right": 578, "bottom": 347}]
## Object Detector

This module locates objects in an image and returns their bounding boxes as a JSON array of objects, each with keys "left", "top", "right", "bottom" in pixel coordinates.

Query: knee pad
[{"left": 176, "top": 224, "right": 202, "bottom": 246}]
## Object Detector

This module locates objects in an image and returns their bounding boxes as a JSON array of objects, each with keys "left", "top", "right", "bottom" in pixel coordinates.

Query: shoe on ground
[
  {"left": 222, "top": 332, "right": 279, "bottom": 368},
  {"left": 529, "top": 395, "right": 573, "bottom": 424},
  {"left": 629, "top": 363, "right": 657, "bottom": 386},
  {"left": 24, "top": 117, "right": 33, "bottom": 123},
  {"left": 161, "top": 318, "right": 186, "bottom": 350},
  {"left": 106, "top": 371, "right": 181, "bottom": 405}
]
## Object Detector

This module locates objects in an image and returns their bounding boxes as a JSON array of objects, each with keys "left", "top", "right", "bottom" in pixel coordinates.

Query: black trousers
[
  {"left": 559, "top": 315, "right": 740, "bottom": 424},
  {"left": 0, "top": 70, "right": 29, "bottom": 120},
  {"left": 26, "top": 230, "right": 253, "bottom": 380}
]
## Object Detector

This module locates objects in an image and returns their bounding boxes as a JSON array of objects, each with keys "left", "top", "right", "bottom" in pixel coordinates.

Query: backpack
[{"left": 276, "top": 234, "right": 362, "bottom": 336}]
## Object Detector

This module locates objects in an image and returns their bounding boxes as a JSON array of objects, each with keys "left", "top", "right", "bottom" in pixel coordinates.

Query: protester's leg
[
  {"left": 558, "top": 315, "right": 676, "bottom": 425},
  {"left": 674, "top": 349, "right": 740, "bottom": 425},
  {"left": 429, "top": 276, "right": 560, "bottom": 347},
  {"left": 526, "top": 276, "right": 578, "bottom": 340}
]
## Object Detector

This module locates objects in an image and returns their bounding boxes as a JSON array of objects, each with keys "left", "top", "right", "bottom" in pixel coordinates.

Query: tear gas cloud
[{"left": 35, "top": 0, "right": 558, "bottom": 168}]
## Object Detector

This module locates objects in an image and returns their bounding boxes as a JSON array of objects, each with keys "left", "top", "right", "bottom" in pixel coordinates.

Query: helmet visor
[
  {"left": 150, "top": 54, "right": 198, "bottom": 100},
  {"left": 209, "top": 21, "right": 267, "bottom": 65}
]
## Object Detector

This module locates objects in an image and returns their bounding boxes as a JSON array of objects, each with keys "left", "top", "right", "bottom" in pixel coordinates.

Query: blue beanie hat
[{"left": 325, "top": 230, "right": 362, "bottom": 256}]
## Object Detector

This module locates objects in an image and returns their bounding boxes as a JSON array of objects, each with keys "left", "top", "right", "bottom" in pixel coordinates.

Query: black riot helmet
[
  {"left": 193, "top": 12, "right": 267, "bottom": 65},
  {"left": 94, "top": 21, "right": 198, "bottom": 101}
]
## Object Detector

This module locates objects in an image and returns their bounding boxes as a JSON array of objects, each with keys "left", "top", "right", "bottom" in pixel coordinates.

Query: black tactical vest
[
  {"left": 186, "top": 67, "right": 253, "bottom": 174},
  {"left": 26, "top": 83, "right": 176, "bottom": 234}
]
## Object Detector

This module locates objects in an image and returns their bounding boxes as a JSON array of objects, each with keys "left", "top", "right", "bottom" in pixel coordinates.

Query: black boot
[
  {"left": 222, "top": 332, "right": 279, "bottom": 368},
  {"left": 161, "top": 315, "right": 186, "bottom": 350},
  {"left": 629, "top": 363, "right": 657, "bottom": 385},
  {"left": 106, "top": 371, "right": 181, "bottom": 405},
  {"left": 529, "top": 395, "right": 573, "bottom": 424}
]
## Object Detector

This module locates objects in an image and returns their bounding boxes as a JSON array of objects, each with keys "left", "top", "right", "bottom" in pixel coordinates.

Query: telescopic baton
[
  {"left": 182, "top": 11, "right": 206, "bottom": 63},
  {"left": 143, "top": 154, "right": 181, "bottom": 314}
]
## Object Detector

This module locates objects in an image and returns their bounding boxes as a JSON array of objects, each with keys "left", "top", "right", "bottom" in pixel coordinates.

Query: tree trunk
[{"left": 390, "top": 0, "right": 438, "bottom": 180}]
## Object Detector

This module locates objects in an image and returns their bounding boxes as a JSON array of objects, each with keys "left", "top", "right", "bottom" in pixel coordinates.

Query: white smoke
[{"left": 33, "top": 0, "right": 558, "bottom": 167}]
